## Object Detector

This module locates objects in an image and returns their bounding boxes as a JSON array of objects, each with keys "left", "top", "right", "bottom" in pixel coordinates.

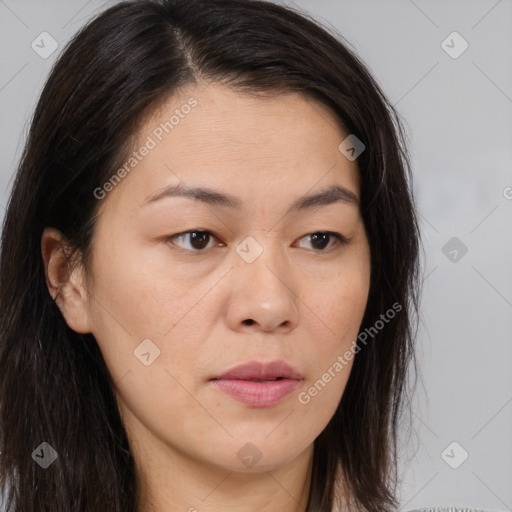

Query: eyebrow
[{"left": 143, "top": 183, "right": 359, "bottom": 213}]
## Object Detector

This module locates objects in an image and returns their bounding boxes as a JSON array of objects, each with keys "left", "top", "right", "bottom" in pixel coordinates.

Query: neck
[{"left": 132, "top": 435, "right": 314, "bottom": 512}]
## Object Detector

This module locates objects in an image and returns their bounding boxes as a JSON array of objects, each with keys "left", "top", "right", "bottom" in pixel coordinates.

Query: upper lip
[{"left": 211, "top": 360, "right": 303, "bottom": 381}]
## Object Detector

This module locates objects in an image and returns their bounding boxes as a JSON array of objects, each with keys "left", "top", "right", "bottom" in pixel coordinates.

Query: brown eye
[
  {"left": 168, "top": 230, "right": 219, "bottom": 251},
  {"left": 295, "top": 232, "right": 347, "bottom": 252}
]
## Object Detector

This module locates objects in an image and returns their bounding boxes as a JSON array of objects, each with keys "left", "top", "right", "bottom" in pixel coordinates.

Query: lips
[
  {"left": 210, "top": 361, "right": 303, "bottom": 408},
  {"left": 211, "top": 360, "right": 303, "bottom": 382}
]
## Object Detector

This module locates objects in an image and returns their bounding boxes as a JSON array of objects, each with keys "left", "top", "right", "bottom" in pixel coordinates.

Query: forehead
[
  {"left": 141, "top": 82, "right": 349, "bottom": 154},
  {"left": 102, "top": 82, "right": 361, "bottom": 214}
]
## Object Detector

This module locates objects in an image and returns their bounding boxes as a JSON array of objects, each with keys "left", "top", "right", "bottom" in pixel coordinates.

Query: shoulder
[{"left": 405, "top": 509, "right": 500, "bottom": 512}]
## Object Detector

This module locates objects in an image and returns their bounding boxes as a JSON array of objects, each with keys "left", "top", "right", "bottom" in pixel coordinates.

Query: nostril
[{"left": 243, "top": 319, "right": 255, "bottom": 326}]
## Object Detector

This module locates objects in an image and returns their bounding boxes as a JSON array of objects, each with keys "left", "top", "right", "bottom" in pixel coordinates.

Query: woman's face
[{"left": 80, "top": 82, "right": 370, "bottom": 475}]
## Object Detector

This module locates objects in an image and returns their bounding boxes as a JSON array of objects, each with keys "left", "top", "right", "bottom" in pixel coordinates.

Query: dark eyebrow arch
[{"left": 143, "top": 183, "right": 359, "bottom": 213}]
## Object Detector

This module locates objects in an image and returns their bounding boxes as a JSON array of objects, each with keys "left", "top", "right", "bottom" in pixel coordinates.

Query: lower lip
[{"left": 210, "top": 378, "right": 300, "bottom": 407}]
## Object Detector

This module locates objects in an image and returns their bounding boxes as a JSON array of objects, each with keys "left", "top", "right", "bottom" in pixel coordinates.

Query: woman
[{"left": 0, "top": 0, "right": 421, "bottom": 510}]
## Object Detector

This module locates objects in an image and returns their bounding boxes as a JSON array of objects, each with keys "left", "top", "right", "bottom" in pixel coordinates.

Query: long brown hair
[{"left": 0, "top": 1, "right": 421, "bottom": 510}]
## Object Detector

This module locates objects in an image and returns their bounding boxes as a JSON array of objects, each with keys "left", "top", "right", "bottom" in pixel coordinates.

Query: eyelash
[{"left": 166, "top": 230, "right": 348, "bottom": 253}]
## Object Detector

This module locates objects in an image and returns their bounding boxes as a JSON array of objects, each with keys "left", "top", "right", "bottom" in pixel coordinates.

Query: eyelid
[
  {"left": 167, "top": 230, "right": 224, "bottom": 252},
  {"left": 166, "top": 229, "right": 348, "bottom": 253},
  {"left": 294, "top": 231, "right": 348, "bottom": 251}
]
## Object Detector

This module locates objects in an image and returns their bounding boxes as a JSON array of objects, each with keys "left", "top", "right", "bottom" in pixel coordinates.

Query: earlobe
[{"left": 41, "top": 227, "right": 93, "bottom": 334}]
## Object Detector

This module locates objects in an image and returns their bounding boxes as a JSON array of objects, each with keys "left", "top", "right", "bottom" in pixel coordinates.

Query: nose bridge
[
  {"left": 227, "top": 231, "right": 300, "bottom": 332},
  {"left": 235, "top": 232, "right": 288, "bottom": 287}
]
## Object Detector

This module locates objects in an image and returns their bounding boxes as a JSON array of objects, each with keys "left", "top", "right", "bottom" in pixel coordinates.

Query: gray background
[{"left": 1, "top": 0, "right": 511, "bottom": 510}]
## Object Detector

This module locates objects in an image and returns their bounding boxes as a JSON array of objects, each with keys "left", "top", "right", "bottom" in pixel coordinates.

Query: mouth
[
  {"left": 211, "top": 360, "right": 303, "bottom": 381},
  {"left": 209, "top": 360, "right": 303, "bottom": 408},
  {"left": 241, "top": 378, "right": 285, "bottom": 382}
]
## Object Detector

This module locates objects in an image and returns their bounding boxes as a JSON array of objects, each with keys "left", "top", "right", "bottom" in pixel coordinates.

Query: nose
[{"left": 225, "top": 238, "right": 300, "bottom": 334}]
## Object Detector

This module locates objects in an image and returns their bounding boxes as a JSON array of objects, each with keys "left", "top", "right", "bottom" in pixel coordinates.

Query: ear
[{"left": 41, "top": 227, "right": 93, "bottom": 334}]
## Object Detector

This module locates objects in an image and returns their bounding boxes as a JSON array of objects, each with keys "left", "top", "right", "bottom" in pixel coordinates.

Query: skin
[{"left": 42, "top": 82, "right": 371, "bottom": 512}]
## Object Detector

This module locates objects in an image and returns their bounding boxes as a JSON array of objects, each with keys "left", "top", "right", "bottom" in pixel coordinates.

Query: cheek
[
  {"left": 87, "top": 234, "right": 191, "bottom": 338},
  {"left": 295, "top": 276, "right": 366, "bottom": 434},
  {"left": 85, "top": 241, "right": 219, "bottom": 389},
  {"left": 308, "top": 260, "right": 370, "bottom": 346},
  {"left": 298, "top": 250, "right": 369, "bottom": 411}
]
